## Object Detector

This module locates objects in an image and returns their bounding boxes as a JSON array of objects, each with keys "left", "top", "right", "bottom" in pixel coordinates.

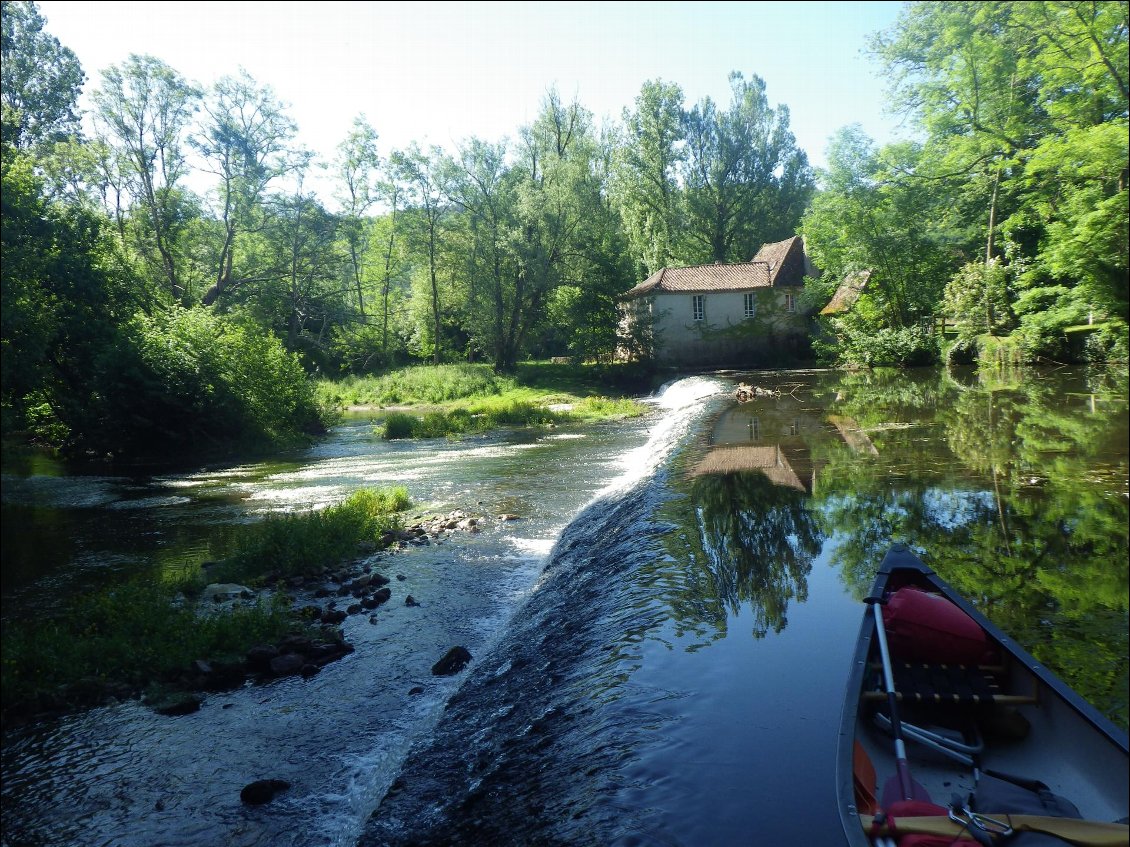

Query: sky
[{"left": 35, "top": 1, "right": 911, "bottom": 204}]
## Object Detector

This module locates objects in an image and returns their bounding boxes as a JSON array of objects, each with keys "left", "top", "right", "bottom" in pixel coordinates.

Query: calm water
[{"left": 2, "top": 367, "right": 1126, "bottom": 847}]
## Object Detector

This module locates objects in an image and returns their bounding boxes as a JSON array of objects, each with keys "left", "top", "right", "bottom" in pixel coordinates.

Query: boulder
[
  {"left": 240, "top": 779, "right": 291, "bottom": 805},
  {"left": 269, "top": 654, "right": 305, "bottom": 677},
  {"left": 152, "top": 692, "right": 203, "bottom": 716},
  {"left": 431, "top": 646, "right": 472, "bottom": 676},
  {"left": 245, "top": 645, "right": 279, "bottom": 672},
  {"left": 203, "top": 583, "right": 253, "bottom": 602}
]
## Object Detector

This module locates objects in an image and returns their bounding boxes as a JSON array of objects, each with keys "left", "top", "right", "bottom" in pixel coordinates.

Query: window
[
  {"left": 744, "top": 292, "right": 756, "bottom": 319},
  {"left": 692, "top": 294, "right": 705, "bottom": 321},
  {"left": 784, "top": 293, "right": 797, "bottom": 313}
]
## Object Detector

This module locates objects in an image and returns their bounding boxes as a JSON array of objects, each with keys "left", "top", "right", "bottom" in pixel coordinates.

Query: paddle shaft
[{"left": 870, "top": 598, "right": 918, "bottom": 801}]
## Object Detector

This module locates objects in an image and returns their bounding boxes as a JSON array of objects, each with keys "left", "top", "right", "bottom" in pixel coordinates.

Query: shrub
[{"left": 89, "top": 306, "right": 329, "bottom": 458}]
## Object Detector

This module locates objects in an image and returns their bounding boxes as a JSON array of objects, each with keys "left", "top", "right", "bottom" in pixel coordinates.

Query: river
[{"left": 2, "top": 368, "right": 1127, "bottom": 846}]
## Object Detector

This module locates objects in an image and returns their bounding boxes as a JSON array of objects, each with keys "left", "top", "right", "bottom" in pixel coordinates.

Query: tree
[
  {"left": 92, "top": 54, "right": 201, "bottom": 302},
  {"left": 0, "top": 0, "right": 84, "bottom": 150},
  {"left": 801, "top": 127, "right": 951, "bottom": 365},
  {"left": 610, "top": 79, "right": 686, "bottom": 276},
  {"left": 391, "top": 144, "right": 450, "bottom": 365},
  {"left": 682, "top": 72, "right": 814, "bottom": 264},
  {"left": 870, "top": 0, "right": 1129, "bottom": 362},
  {"left": 194, "top": 69, "right": 298, "bottom": 307},
  {"left": 333, "top": 115, "right": 381, "bottom": 317}
]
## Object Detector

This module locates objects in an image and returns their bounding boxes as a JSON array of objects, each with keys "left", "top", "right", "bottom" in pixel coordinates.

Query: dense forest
[{"left": 2, "top": 1, "right": 1127, "bottom": 459}]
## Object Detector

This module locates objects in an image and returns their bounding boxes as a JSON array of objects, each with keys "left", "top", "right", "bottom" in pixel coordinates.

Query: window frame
[
  {"left": 692, "top": 294, "right": 705, "bottom": 321},
  {"left": 744, "top": 292, "right": 757, "bottom": 319}
]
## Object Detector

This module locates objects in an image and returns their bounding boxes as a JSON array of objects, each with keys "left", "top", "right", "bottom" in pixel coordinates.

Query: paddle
[{"left": 867, "top": 595, "right": 932, "bottom": 805}]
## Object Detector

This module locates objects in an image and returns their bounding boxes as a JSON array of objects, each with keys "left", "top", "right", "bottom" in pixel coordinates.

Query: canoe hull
[{"left": 838, "top": 544, "right": 1129, "bottom": 846}]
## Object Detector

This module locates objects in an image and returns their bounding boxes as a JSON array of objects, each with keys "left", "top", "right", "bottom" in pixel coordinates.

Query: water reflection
[{"left": 653, "top": 367, "right": 1127, "bottom": 727}]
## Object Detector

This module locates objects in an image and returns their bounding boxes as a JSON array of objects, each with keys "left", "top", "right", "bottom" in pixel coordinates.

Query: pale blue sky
[{"left": 36, "top": 1, "right": 910, "bottom": 197}]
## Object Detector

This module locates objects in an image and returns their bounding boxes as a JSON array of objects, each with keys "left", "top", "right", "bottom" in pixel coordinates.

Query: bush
[{"left": 90, "top": 306, "right": 329, "bottom": 458}]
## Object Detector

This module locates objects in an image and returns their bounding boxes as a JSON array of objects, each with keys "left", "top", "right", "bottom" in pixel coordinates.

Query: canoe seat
[
  {"left": 892, "top": 661, "right": 997, "bottom": 705},
  {"left": 864, "top": 660, "right": 1039, "bottom": 707}
]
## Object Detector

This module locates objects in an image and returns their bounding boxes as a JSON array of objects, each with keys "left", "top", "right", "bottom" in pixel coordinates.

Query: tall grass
[
  {"left": 1, "top": 486, "right": 413, "bottom": 719},
  {"left": 379, "top": 396, "right": 645, "bottom": 439},
  {"left": 1, "top": 577, "right": 299, "bottom": 716},
  {"left": 317, "top": 364, "right": 517, "bottom": 407},
  {"left": 212, "top": 487, "right": 411, "bottom": 584}
]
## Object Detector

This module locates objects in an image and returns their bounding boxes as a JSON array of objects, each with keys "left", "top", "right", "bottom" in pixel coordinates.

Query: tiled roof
[
  {"left": 819, "top": 269, "right": 871, "bottom": 315},
  {"left": 623, "top": 261, "right": 772, "bottom": 297},
  {"left": 752, "top": 236, "right": 807, "bottom": 287},
  {"left": 623, "top": 235, "right": 808, "bottom": 298}
]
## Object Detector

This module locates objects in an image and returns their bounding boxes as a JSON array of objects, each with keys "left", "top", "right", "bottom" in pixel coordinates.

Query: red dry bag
[{"left": 883, "top": 586, "right": 991, "bottom": 666}]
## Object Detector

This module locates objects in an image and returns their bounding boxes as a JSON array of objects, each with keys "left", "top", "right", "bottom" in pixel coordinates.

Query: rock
[
  {"left": 203, "top": 583, "right": 253, "bottom": 602},
  {"left": 322, "top": 609, "right": 347, "bottom": 625},
  {"left": 300, "top": 664, "right": 320, "bottom": 678},
  {"left": 405, "top": 595, "right": 420, "bottom": 607},
  {"left": 372, "top": 587, "right": 392, "bottom": 605},
  {"left": 498, "top": 513, "right": 520, "bottom": 521},
  {"left": 370, "top": 573, "right": 391, "bottom": 588},
  {"left": 152, "top": 692, "right": 202, "bottom": 716},
  {"left": 346, "top": 603, "right": 363, "bottom": 615},
  {"left": 240, "top": 779, "right": 291, "bottom": 805},
  {"left": 360, "top": 596, "right": 381, "bottom": 610},
  {"left": 431, "top": 646, "right": 472, "bottom": 676},
  {"left": 408, "top": 686, "right": 425, "bottom": 696},
  {"left": 269, "top": 654, "right": 305, "bottom": 677},
  {"left": 396, "top": 574, "right": 407, "bottom": 581},
  {"left": 245, "top": 645, "right": 279, "bottom": 672},
  {"left": 279, "top": 635, "right": 314, "bottom": 654}
]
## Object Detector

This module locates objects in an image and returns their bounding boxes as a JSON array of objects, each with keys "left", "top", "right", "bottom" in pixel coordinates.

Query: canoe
[{"left": 838, "top": 544, "right": 1129, "bottom": 846}]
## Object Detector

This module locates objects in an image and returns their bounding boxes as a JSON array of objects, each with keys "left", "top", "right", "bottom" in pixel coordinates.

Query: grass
[
  {"left": 0, "top": 575, "right": 302, "bottom": 717},
  {"left": 377, "top": 393, "right": 647, "bottom": 439},
  {"left": 209, "top": 486, "right": 411, "bottom": 584},
  {"left": 1, "top": 486, "right": 412, "bottom": 722},
  {"left": 315, "top": 364, "right": 518, "bottom": 408},
  {"left": 313, "top": 361, "right": 653, "bottom": 440}
]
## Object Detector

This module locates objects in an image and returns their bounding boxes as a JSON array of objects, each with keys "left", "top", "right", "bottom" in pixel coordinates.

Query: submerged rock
[
  {"left": 240, "top": 778, "right": 291, "bottom": 805},
  {"left": 431, "top": 646, "right": 472, "bottom": 676}
]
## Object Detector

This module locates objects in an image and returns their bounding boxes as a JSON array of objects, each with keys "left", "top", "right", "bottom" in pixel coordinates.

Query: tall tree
[
  {"left": 333, "top": 115, "right": 381, "bottom": 318},
  {"left": 0, "top": 0, "right": 84, "bottom": 150},
  {"left": 610, "top": 79, "right": 686, "bottom": 276},
  {"left": 91, "top": 54, "right": 201, "bottom": 302},
  {"left": 871, "top": 0, "right": 1129, "bottom": 360},
  {"left": 391, "top": 144, "right": 449, "bottom": 364},
  {"left": 193, "top": 69, "right": 297, "bottom": 307},
  {"left": 682, "top": 72, "right": 814, "bottom": 264},
  {"left": 444, "top": 136, "right": 517, "bottom": 366}
]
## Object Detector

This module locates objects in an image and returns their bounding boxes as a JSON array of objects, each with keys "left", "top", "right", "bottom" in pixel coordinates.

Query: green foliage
[
  {"left": 378, "top": 391, "right": 645, "bottom": 440},
  {"left": 320, "top": 363, "right": 516, "bottom": 407},
  {"left": 823, "top": 309, "right": 940, "bottom": 367},
  {"left": 91, "top": 305, "right": 328, "bottom": 457},
  {"left": 0, "top": 0, "right": 85, "bottom": 150},
  {"left": 0, "top": 575, "right": 300, "bottom": 715},
  {"left": 213, "top": 486, "right": 410, "bottom": 583}
]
